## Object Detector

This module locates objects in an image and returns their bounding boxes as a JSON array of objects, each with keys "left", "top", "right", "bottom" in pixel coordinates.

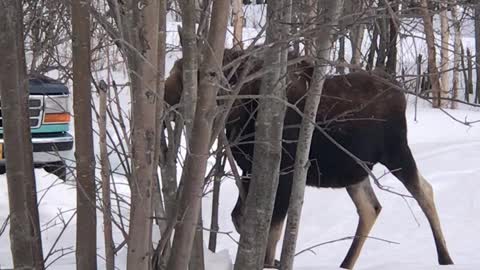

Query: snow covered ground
[{"left": 1, "top": 98, "right": 479, "bottom": 270}]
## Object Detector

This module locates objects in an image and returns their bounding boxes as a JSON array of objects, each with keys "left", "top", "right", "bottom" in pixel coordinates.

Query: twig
[{"left": 295, "top": 236, "right": 399, "bottom": 257}]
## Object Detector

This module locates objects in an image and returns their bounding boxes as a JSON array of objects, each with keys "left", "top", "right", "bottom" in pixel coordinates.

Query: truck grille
[{"left": 0, "top": 96, "right": 44, "bottom": 129}]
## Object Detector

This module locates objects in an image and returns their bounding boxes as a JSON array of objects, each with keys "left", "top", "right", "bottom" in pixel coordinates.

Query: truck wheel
[
  {"left": 0, "top": 166, "right": 5, "bottom": 175},
  {"left": 44, "top": 161, "right": 67, "bottom": 181}
]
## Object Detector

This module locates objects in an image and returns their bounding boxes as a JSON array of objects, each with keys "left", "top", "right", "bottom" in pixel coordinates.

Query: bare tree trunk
[
  {"left": 420, "top": 0, "right": 442, "bottom": 108},
  {"left": 233, "top": 0, "right": 292, "bottom": 269},
  {"left": 415, "top": 54, "right": 422, "bottom": 121},
  {"left": 98, "top": 81, "right": 115, "bottom": 270},
  {"left": 350, "top": 1, "right": 365, "bottom": 68},
  {"left": 385, "top": 1, "right": 398, "bottom": 74},
  {"left": 159, "top": 118, "right": 181, "bottom": 221},
  {"left": 337, "top": 36, "right": 346, "bottom": 74},
  {"left": 467, "top": 48, "right": 473, "bottom": 103},
  {"left": 152, "top": 0, "right": 169, "bottom": 266},
  {"left": 0, "top": 1, "right": 44, "bottom": 268},
  {"left": 292, "top": 0, "right": 301, "bottom": 55},
  {"left": 350, "top": 27, "right": 364, "bottom": 67},
  {"left": 460, "top": 44, "right": 470, "bottom": 102},
  {"left": 440, "top": 1, "right": 450, "bottom": 107},
  {"left": 72, "top": 0, "right": 97, "bottom": 269},
  {"left": 279, "top": 1, "right": 343, "bottom": 269},
  {"left": 366, "top": 23, "right": 378, "bottom": 71},
  {"left": 343, "top": 0, "right": 365, "bottom": 70},
  {"left": 451, "top": 5, "right": 461, "bottom": 109},
  {"left": 178, "top": 0, "right": 198, "bottom": 140},
  {"left": 208, "top": 148, "right": 224, "bottom": 252},
  {"left": 122, "top": 0, "right": 160, "bottom": 268},
  {"left": 166, "top": 0, "right": 230, "bottom": 269},
  {"left": 475, "top": 2, "right": 480, "bottom": 103},
  {"left": 164, "top": 0, "right": 200, "bottom": 266},
  {"left": 157, "top": 0, "right": 167, "bottom": 180},
  {"left": 303, "top": 0, "right": 316, "bottom": 56},
  {"left": 232, "top": 0, "right": 244, "bottom": 49},
  {"left": 376, "top": 0, "right": 387, "bottom": 68},
  {"left": 189, "top": 212, "right": 205, "bottom": 270}
]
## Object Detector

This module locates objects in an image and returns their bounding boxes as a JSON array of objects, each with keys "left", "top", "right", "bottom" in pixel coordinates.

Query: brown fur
[{"left": 164, "top": 49, "right": 453, "bottom": 269}]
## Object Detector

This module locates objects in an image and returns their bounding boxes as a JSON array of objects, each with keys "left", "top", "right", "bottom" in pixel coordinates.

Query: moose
[{"left": 164, "top": 47, "right": 454, "bottom": 269}]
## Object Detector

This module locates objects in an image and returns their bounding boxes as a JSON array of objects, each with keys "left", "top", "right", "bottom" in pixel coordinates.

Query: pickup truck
[{"left": 0, "top": 74, "right": 74, "bottom": 180}]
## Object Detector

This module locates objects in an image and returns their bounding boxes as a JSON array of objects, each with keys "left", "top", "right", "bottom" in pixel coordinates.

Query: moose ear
[{"left": 177, "top": 25, "right": 184, "bottom": 48}]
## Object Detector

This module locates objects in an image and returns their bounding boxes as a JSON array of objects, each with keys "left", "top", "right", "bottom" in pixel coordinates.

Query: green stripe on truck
[{"left": 0, "top": 124, "right": 69, "bottom": 134}]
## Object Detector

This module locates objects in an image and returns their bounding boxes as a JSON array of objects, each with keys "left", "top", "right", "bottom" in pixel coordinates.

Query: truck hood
[{"left": 29, "top": 74, "right": 69, "bottom": 95}]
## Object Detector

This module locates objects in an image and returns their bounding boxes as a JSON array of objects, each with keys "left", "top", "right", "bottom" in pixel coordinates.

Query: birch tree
[
  {"left": 451, "top": 4, "right": 461, "bottom": 109},
  {"left": 420, "top": 0, "right": 443, "bottom": 108},
  {"left": 280, "top": 1, "right": 343, "bottom": 269},
  {"left": 117, "top": 0, "right": 160, "bottom": 268},
  {"left": 234, "top": 0, "right": 292, "bottom": 268},
  {"left": 166, "top": 0, "right": 231, "bottom": 269},
  {"left": 104, "top": 0, "right": 162, "bottom": 268},
  {"left": 475, "top": 1, "right": 480, "bottom": 103},
  {"left": 440, "top": 1, "right": 450, "bottom": 107},
  {"left": 232, "top": 0, "right": 244, "bottom": 49}
]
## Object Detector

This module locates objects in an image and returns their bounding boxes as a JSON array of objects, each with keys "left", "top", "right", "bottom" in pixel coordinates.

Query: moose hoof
[
  {"left": 264, "top": 259, "right": 280, "bottom": 269},
  {"left": 439, "top": 256, "right": 454, "bottom": 265}
]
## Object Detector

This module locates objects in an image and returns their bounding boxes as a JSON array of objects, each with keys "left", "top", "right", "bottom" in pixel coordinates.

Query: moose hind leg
[
  {"left": 264, "top": 175, "right": 291, "bottom": 268},
  {"left": 384, "top": 145, "right": 453, "bottom": 265},
  {"left": 340, "top": 179, "right": 382, "bottom": 269},
  {"left": 405, "top": 172, "right": 453, "bottom": 264},
  {"left": 265, "top": 218, "right": 284, "bottom": 268}
]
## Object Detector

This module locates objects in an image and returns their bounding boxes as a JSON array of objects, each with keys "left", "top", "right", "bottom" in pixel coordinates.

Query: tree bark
[
  {"left": 349, "top": 0, "right": 365, "bottom": 68},
  {"left": 475, "top": 2, "right": 480, "bottom": 103},
  {"left": 420, "top": 0, "right": 443, "bottom": 108},
  {"left": 178, "top": 0, "right": 198, "bottom": 141},
  {"left": 366, "top": 23, "right": 378, "bottom": 71},
  {"left": 0, "top": 1, "right": 44, "bottom": 269},
  {"left": 451, "top": 5, "right": 461, "bottom": 109},
  {"left": 98, "top": 81, "right": 115, "bottom": 270},
  {"left": 467, "top": 48, "right": 473, "bottom": 103},
  {"left": 302, "top": 0, "right": 316, "bottom": 56},
  {"left": 460, "top": 44, "right": 469, "bottom": 102},
  {"left": 233, "top": 0, "right": 292, "bottom": 269},
  {"left": 72, "top": 0, "right": 97, "bottom": 269},
  {"left": 342, "top": 0, "right": 364, "bottom": 70},
  {"left": 440, "top": 1, "right": 450, "bottom": 107},
  {"left": 232, "top": 0, "right": 244, "bottom": 49},
  {"left": 152, "top": 0, "right": 169, "bottom": 266},
  {"left": 386, "top": 1, "right": 398, "bottom": 74},
  {"left": 166, "top": 0, "right": 231, "bottom": 269},
  {"left": 376, "top": 0, "right": 387, "bottom": 68},
  {"left": 122, "top": 0, "right": 160, "bottom": 268},
  {"left": 279, "top": 1, "right": 343, "bottom": 269},
  {"left": 189, "top": 212, "right": 205, "bottom": 270},
  {"left": 337, "top": 36, "right": 346, "bottom": 74},
  {"left": 208, "top": 148, "right": 224, "bottom": 252}
]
